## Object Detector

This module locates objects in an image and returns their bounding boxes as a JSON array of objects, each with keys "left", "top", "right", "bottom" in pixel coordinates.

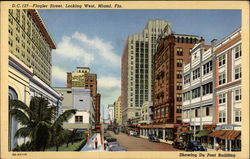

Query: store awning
[
  {"left": 187, "top": 130, "right": 199, "bottom": 134},
  {"left": 220, "top": 130, "right": 241, "bottom": 140},
  {"left": 195, "top": 130, "right": 212, "bottom": 137},
  {"left": 208, "top": 130, "right": 241, "bottom": 140},
  {"left": 208, "top": 130, "right": 227, "bottom": 138}
]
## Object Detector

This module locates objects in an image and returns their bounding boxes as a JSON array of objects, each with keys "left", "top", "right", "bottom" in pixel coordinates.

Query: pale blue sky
[{"left": 39, "top": 10, "right": 241, "bottom": 119}]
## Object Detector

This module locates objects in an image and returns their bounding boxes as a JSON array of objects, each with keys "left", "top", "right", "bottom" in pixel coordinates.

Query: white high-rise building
[{"left": 121, "top": 20, "right": 171, "bottom": 125}]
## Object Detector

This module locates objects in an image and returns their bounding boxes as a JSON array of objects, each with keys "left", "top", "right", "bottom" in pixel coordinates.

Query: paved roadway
[{"left": 108, "top": 131, "right": 180, "bottom": 151}]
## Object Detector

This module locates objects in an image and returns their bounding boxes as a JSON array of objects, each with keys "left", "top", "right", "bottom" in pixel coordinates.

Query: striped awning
[
  {"left": 208, "top": 130, "right": 227, "bottom": 137},
  {"left": 221, "top": 131, "right": 241, "bottom": 140},
  {"left": 208, "top": 130, "right": 241, "bottom": 140}
]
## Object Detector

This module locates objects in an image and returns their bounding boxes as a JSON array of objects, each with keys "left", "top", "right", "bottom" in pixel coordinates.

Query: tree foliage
[{"left": 10, "top": 97, "right": 77, "bottom": 151}]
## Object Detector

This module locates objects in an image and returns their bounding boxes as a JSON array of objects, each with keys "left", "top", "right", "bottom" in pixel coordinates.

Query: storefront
[
  {"left": 139, "top": 124, "right": 177, "bottom": 141},
  {"left": 208, "top": 130, "right": 241, "bottom": 151}
]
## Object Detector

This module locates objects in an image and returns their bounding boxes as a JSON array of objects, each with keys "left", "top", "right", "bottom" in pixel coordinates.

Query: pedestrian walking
[
  {"left": 91, "top": 138, "right": 95, "bottom": 149},
  {"left": 104, "top": 139, "right": 108, "bottom": 151},
  {"left": 94, "top": 137, "right": 98, "bottom": 149},
  {"left": 215, "top": 142, "right": 219, "bottom": 151}
]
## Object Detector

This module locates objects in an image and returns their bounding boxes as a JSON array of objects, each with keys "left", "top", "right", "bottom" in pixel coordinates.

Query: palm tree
[
  {"left": 10, "top": 97, "right": 77, "bottom": 151},
  {"left": 10, "top": 97, "right": 55, "bottom": 151},
  {"left": 49, "top": 109, "right": 77, "bottom": 151}
]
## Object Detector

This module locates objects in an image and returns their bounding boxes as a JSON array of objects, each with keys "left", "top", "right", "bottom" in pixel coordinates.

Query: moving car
[
  {"left": 185, "top": 141, "right": 207, "bottom": 151},
  {"left": 108, "top": 146, "right": 127, "bottom": 151},
  {"left": 148, "top": 134, "right": 160, "bottom": 142}
]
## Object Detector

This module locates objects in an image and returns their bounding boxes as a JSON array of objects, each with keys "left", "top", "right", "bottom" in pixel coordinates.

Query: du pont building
[{"left": 139, "top": 34, "right": 199, "bottom": 141}]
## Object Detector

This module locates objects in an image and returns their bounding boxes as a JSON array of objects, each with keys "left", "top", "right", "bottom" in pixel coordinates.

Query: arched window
[
  {"left": 8, "top": 86, "right": 18, "bottom": 151},
  {"left": 9, "top": 86, "right": 18, "bottom": 100}
]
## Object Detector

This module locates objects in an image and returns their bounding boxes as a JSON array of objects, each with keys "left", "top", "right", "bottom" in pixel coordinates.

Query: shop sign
[{"left": 221, "top": 124, "right": 241, "bottom": 130}]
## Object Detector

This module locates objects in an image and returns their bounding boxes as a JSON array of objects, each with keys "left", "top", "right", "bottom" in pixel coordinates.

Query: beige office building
[
  {"left": 8, "top": 9, "right": 55, "bottom": 85},
  {"left": 114, "top": 96, "right": 122, "bottom": 126},
  {"left": 8, "top": 9, "right": 62, "bottom": 150},
  {"left": 121, "top": 20, "right": 171, "bottom": 125}
]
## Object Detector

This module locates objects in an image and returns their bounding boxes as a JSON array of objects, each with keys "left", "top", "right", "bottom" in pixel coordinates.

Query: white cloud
[
  {"left": 52, "top": 66, "right": 67, "bottom": 83},
  {"left": 72, "top": 32, "right": 120, "bottom": 66},
  {"left": 54, "top": 36, "right": 94, "bottom": 66},
  {"left": 98, "top": 76, "right": 121, "bottom": 90},
  {"left": 52, "top": 33, "right": 121, "bottom": 119}
]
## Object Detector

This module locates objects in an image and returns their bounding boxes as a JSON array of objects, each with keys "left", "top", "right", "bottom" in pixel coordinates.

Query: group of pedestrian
[
  {"left": 89, "top": 135, "right": 109, "bottom": 151},
  {"left": 91, "top": 137, "right": 98, "bottom": 149}
]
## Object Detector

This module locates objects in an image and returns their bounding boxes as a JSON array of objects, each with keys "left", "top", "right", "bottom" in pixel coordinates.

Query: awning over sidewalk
[
  {"left": 187, "top": 130, "right": 199, "bottom": 134},
  {"left": 221, "top": 130, "right": 241, "bottom": 140},
  {"left": 208, "top": 130, "right": 241, "bottom": 140},
  {"left": 208, "top": 130, "right": 226, "bottom": 138},
  {"left": 195, "top": 130, "right": 212, "bottom": 137}
]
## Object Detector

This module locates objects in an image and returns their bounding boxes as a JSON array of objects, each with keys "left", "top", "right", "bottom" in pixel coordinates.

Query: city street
[{"left": 108, "top": 131, "right": 180, "bottom": 151}]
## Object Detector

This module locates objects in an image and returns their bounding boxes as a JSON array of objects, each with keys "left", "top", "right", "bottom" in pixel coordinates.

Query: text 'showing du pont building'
[{"left": 8, "top": 9, "right": 62, "bottom": 150}]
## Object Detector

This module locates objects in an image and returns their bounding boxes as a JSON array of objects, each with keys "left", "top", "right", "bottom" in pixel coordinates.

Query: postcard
[{"left": 0, "top": 1, "right": 249, "bottom": 159}]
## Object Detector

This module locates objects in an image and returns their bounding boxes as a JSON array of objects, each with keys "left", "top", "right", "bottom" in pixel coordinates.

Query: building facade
[
  {"left": 54, "top": 87, "right": 96, "bottom": 131},
  {"left": 121, "top": 20, "right": 171, "bottom": 126},
  {"left": 8, "top": 9, "right": 61, "bottom": 150},
  {"left": 114, "top": 96, "right": 122, "bottom": 126},
  {"left": 182, "top": 39, "right": 213, "bottom": 131},
  {"left": 146, "top": 34, "right": 199, "bottom": 141},
  {"left": 8, "top": 9, "right": 55, "bottom": 85},
  {"left": 208, "top": 29, "right": 242, "bottom": 151},
  {"left": 139, "top": 101, "right": 153, "bottom": 125},
  {"left": 66, "top": 67, "right": 100, "bottom": 130}
]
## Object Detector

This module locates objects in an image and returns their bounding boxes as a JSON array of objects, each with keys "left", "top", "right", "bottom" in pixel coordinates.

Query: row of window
[
  {"left": 184, "top": 65, "right": 241, "bottom": 86},
  {"left": 218, "top": 110, "right": 241, "bottom": 123},
  {"left": 183, "top": 82, "right": 213, "bottom": 101},
  {"left": 218, "top": 44, "right": 241, "bottom": 67},
  {"left": 218, "top": 89, "right": 242, "bottom": 104},
  {"left": 183, "top": 106, "right": 211, "bottom": 118}
]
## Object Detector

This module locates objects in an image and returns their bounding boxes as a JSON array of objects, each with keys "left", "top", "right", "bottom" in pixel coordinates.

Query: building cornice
[{"left": 28, "top": 10, "right": 56, "bottom": 49}]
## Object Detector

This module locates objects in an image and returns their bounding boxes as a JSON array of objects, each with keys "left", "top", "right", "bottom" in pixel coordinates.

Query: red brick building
[{"left": 150, "top": 34, "right": 199, "bottom": 140}]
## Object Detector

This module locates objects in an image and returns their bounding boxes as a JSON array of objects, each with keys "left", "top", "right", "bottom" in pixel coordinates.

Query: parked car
[
  {"left": 132, "top": 131, "right": 139, "bottom": 137},
  {"left": 129, "top": 131, "right": 135, "bottom": 135},
  {"left": 148, "top": 134, "right": 160, "bottom": 142},
  {"left": 108, "top": 146, "right": 127, "bottom": 151},
  {"left": 172, "top": 140, "right": 186, "bottom": 150},
  {"left": 185, "top": 141, "right": 207, "bottom": 151},
  {"left": 114, "top": 129, "right": 119, "bottom": 134},
  {"left": 108, "top": 141, "right": 119, "bottom": 148}
]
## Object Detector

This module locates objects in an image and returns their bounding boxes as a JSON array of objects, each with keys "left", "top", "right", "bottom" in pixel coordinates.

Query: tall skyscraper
[{"left": 121, "top": 20, "right": 171, "bottom": 125}]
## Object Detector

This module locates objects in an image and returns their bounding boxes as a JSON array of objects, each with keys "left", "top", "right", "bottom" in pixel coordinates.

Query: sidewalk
[{"left": 80, "top": 133, "right": 104, "bottom": 151}]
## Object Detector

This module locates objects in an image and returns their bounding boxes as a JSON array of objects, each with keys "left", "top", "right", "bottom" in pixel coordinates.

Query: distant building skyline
[{"left": 39, "top": 9, "right": 241, "bottom": 119}]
